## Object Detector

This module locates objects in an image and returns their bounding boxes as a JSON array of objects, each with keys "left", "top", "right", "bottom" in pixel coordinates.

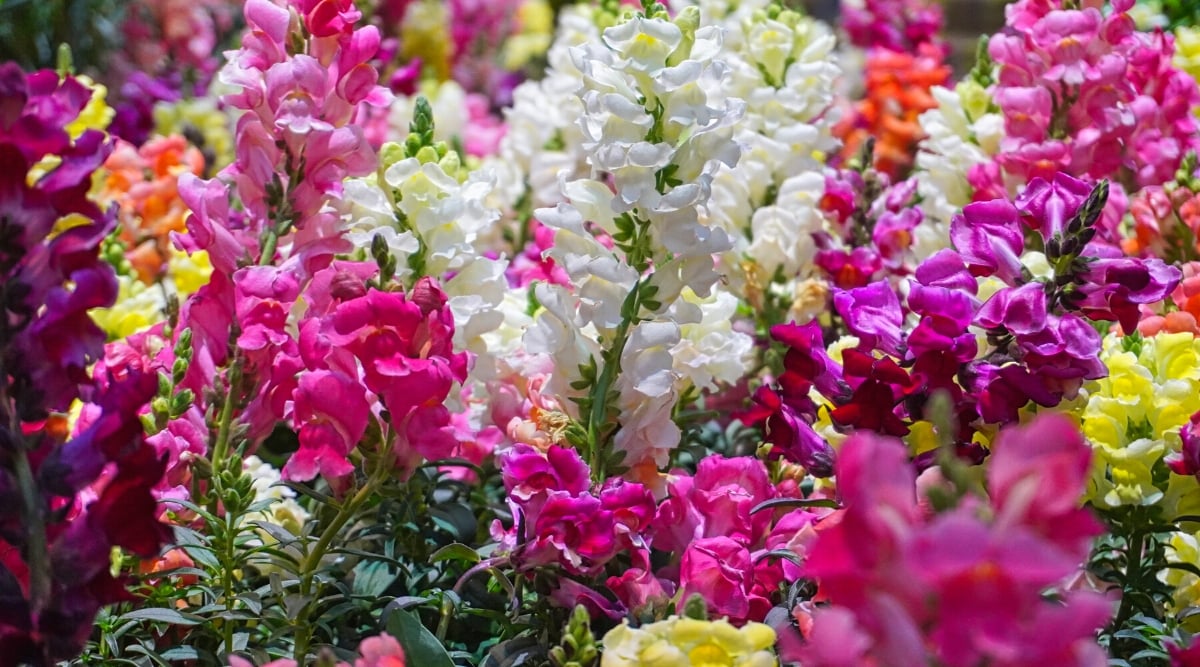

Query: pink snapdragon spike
[
  {"left": 798, "top": 415, "right": 1109, "bottom": 667},
  {"left": 989, "top": 0, "right": 1200, "bottom": 191},
  {"left": 841, "top": 0, "right": 944, "bottom": 54},
  {"left": 0, "top": 63, "right": 170, "bottom": 662}
]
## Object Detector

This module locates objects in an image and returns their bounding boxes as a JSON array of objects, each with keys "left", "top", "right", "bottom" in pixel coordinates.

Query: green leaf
[
  {"left": 119, "top": 608, "right": 204, "bottom": 626},
  {"left": 430, "top": 543, "right": 482, "bottom": 565},
  {"left": 750, "top": 497, "right": 840, "bottom": 514},
  {"left": 385, "top": 610, "right": 456, "bottom": 667},
  {"left": 353, "top": 560, "right": 399, "bottom": 598}
]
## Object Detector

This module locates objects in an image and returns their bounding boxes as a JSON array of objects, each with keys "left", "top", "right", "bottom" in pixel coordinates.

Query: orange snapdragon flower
[
  {"left": 99, "top": 135, "right": 205, "bottom": 282},
  {"left": 836, "top": 44, "right": 950, "bottom": 179}
]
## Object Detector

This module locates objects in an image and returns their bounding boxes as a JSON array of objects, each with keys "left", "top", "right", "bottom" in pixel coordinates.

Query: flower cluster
[
  {"left": 527, "top": 3, "right": 746, "bottom": 480},
  {"left": 835, "top": 43, "right": 950, "bottom": 179},
  {"left": 0, "top": 63, "right": 170, "bottom": 662},
  {"left": 840, "top": 0, "right": 944, "bottom": 54},
  {"left": 988, "top": 0, "right": 1200, "bottom": 190},
  {"left": 748, "top": 173, "right": 1180, "bottom": 473},
  {"left": 495, "top": 439, "right": 823, "bottom": 629},
  {"left": 12, "top": 0, "right": 1200, "bottom": 664},
  {"left": 796, "top": 415, "right": 1109, "bottom": 666}
]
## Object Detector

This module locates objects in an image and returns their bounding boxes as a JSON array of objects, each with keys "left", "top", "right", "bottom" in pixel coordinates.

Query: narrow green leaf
[
  {"left": 119, "top": 608, "right": 204, "bottom": 626},
  {"left": 430, "top": 543, "right": 482, "bottom": 565}
]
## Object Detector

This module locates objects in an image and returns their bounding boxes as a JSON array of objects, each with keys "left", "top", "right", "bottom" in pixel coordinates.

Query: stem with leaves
[{"left": 292, "top": 428, "right": 400, "bottom": 662}]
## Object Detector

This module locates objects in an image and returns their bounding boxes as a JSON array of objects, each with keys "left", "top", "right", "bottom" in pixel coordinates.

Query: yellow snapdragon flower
[
  {"left": 1177, "top": 27, "right": 1200, "bottom": 83},
  {"left": 66, "top": 75, "right": 114, "bottom": 138},
  {"left": 601, "top": 617, "right": 777, "bottom": 667},
  {"left": 503, "top": 0, "right": 554, "bottom": 70},
  {"left": 1083, "top": 333, "right": 1200, "bottom": 509},
  {"left": 167, "top": 248, "right": 213, "bottom": 297},
  {"left": 1161, "top": 530, "right": 1200, "bottom": 616},
  {"left": 90, "top": 274, "right": 167, "bottom": 339},
  {"left": 400, "top": 0, "right": 452, "bottom": 81}
]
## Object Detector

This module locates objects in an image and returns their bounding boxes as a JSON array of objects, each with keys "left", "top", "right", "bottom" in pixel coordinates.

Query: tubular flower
[{"left": 600, "top": 616, "right": 777, "bottom": 667}]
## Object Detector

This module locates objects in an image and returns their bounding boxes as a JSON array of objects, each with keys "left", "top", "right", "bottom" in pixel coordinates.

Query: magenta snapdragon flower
[
  {"left": 796, "top": 415, "right": 1109, "bottom": 667},
  {"left": 0, "top": 63, "right": 170, "bottom": 663}
]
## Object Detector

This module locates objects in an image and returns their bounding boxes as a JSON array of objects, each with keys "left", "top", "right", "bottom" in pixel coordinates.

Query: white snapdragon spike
[
  {"left": 745, "top": 171, "right": 826, "bottom": 280},
  {"left": 669, "top": 288, "right": 755, "bottom": 392},
  {"left": 914, "top": 81, "right": 1003, "bottom": 258},
  {"left": 343, "top": 179, "right": 422, "bottom": 282},
  {"left": 522, "top": 6, "right": 750, "bottom": 478},
  {"left": 691, "top": 5, "right": 838, "bottom": 302},
  {"left": 613, "top": 320, "right": 684, "bottom": 472},
  {"left": 498, "top": 5, "right": 599, "bottom": 209},
  {"left": 340, "top": 138, "right": 512, "bottom": 379},
  {"left": 524, "top": 282, "right": 603, "bottom": 407}
]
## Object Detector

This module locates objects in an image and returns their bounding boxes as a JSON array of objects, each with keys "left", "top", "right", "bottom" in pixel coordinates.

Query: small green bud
[
  {"left": 150, "top": 396, "right": 170, "bottom": 417},
  {"left": 171, "top": 390, "right": 195, "bottom": 417},
  {"left": 415, "top": 145, "right": 440, "bottom": 164},
  {"left": 682, "top": 593, "right": 708, "bottom": 620},
  {"left": 667, "top": 7, "right": 700, "bottom": 67},
  {"left": 410, "top": 96, "right": 435, "bottom": 138},
  {"left": 56, "top": 43, "right": 74, "bottom": 76},
  {"left": 380, "top": 141, "right": 405, "bottom": 168}
]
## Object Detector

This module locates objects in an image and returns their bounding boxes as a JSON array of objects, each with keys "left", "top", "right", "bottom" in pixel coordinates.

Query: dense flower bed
[{"left": 6, "top": 0, "right": 1200, "bottom": 665}]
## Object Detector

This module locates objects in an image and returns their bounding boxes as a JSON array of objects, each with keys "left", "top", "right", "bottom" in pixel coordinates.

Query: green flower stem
[
  {"left": 0, "top": 381, "right": 49, "bottom": 624},
  {"left": 586, "top": 281, "right": 644, "bottom": 481},
  {"left": 1112, "top": 526, "right": 1147, "bottom": 636},
  {"left": 219, "top": 492, "right": 242, "bottom": 658},
  {"left": 292, "top": 433, "right": 398, "bottom": 662},
  {"left": 208, "top": 362, "right": 242, "bottom": 479},
  {"left": 13, "top": 443, "right": 48, "bottom": 616}
]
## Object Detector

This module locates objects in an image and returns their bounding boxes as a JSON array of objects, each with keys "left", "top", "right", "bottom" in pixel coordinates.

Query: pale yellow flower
[
  {"left": 90, "top": 274, "right": 166, "bottom": 339},
  {"left": 601, "top": 617, "right": 777, "bottom": 667},
  {"left": 1083, "top": 333, "right": 1200, "bottom": 510}
]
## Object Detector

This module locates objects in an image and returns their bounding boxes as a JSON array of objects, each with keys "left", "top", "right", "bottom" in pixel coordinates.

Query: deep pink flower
[
  {"left": 798, "top": 417, "right": 1107, "bottom": 667},
  {"left": 987, "top": 413, "right": 1104, "bottom": 552},
  {"left": 328, "top": 286, "right": 467, "bottom": 420},
  {"left": 690, "top": 457, "right": 776, "bottom": 547},
  {"left": 500, "top": 444, "right": 591, "bottom": 503},
  {"left": 606, "top": 548, "right": 674, "bottom": 615},
  {"left": 1166, "top": 410, "right": 1200, "bottom": 476},
  {"left": 1077, "top": 257, "right": 1181, "bottom": 332},
  {"left": 1015, "top": 173, "right": 1093, "bottom": 239},
  {"left": 523, "top": 492, "right": 618, "bottom": 577},
  {"left": 743, "top": 386, "right": 835, "bottom": 476},
  {"left": 284, "top": 370, "right": 371, "bottom": 482},
  {"left": 679, "top": 537, "right": 770, "bottom": 624},
  {"left": 354, "top": 632, "right": 407, "bottom": 667}
]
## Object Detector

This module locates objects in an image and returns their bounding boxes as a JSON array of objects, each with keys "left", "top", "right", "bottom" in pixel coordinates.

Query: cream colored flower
[{"left": 601, "top": 616, "right": 777, "bottom": 667}]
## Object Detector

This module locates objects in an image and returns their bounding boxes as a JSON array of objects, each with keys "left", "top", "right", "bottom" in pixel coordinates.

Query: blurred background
[{"left": 0, "top": 0, "right": 1009, "bottom": 75}]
